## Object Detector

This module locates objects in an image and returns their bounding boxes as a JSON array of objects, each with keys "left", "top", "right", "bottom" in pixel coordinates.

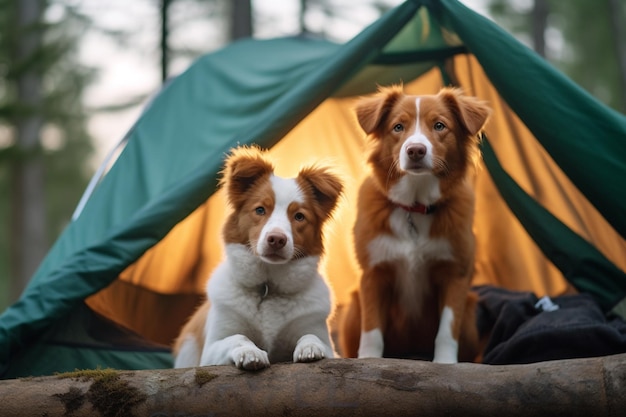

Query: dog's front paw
[
  {"left": 231, "top": 346, "right": 270, "bottom": 370},
  {"left": 293, "top": 335, "right": 328, "bottom": 363},
  {"left": 357, "top": 329, "right": 384, "bottom": 358}
]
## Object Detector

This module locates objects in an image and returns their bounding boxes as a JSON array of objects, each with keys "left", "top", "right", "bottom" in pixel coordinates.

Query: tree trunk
[
  {"left": 531, "top": 0, "right": 549, "bottom": 58},
  {"left": 10, "top": 0, "right": 47, "bottom": 302},
  {"left": 607, "top": 0, "right": 626, "bottom": 112},
  {"left": 229, "top": 0, "right": 252, "bottom": 40},
  {"left": 300, "top": 0, "right": 309, "bottom": 35},
  {"left": 1, "top": 355, "right": 625, "bottom": 416},
  {"left": 160, "top": 0, "right": 171, "bottom": 83}
]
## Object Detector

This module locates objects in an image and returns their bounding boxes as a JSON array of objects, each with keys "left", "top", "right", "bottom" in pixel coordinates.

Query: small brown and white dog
[
  {"left": 174, "top": 146, "right": 343, "bottom": 370},
  {"left": 339, "top": 86, "right": 490, "bottom": 363}
]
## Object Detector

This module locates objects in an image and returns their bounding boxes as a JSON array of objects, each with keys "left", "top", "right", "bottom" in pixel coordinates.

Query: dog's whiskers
[
  {"left": 246, "top": 240, "right": 259, "bottom": 256},
  {"left": 292, "top": 246, "right": 307, "bottom": 260},
  {"left": 433, "top": 157, "right": 450, "bottom": 177},
  {"left": 385, "top": 159, "right": 400, "bottom": 190}
]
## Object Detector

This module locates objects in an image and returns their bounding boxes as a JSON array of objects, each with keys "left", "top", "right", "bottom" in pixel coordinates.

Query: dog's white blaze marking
[
  {"left": 433, "top": 306, "right": 458, "bottom": 364},
  {"left": 256, "top": 176, "right": 304, "bottom": 258},
  {"left": 358, "top": 328, "right": 384, "bottom": 358},
  {"left": 399, "top": 97, "right": 434, "bottom": 171}
]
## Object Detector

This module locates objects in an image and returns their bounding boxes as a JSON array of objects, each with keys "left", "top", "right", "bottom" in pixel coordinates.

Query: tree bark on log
[{"left": 1, "top": 354, "right": 625, "bottom": 417}]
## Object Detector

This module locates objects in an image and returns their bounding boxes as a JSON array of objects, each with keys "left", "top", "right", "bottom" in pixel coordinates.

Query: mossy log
[{"left": 1, "top": 354, "right": 625, "bottom": 417}]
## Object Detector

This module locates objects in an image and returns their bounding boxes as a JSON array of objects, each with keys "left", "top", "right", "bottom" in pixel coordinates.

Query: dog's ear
[
  {"left": 297, "top": 165, "right": 344, "bottom": 219},
  {"left": 221, "top": 146, "right": 274, "bottom": 206},
  {"left": 439, "top": 87, "right": 491, "bottom": 136},
  {"left": 355, "top": 84, "right": 404, "bottom": 135}
]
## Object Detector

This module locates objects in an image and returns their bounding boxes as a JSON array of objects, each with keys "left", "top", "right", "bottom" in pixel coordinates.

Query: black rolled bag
[{"left": 475, "top": 285, "right": 626, "bottom": 365}]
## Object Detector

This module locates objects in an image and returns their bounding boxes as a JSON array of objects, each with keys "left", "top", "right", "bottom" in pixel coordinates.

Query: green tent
[{"left": 2, "top": 0, "right": 625, "bottom": 379}]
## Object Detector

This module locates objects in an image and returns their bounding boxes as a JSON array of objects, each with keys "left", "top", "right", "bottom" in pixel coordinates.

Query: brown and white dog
[
  {"left": 339, "top": 86, "right": 490, "bottom": 363},
  {"left": 174, "top": 146, "right": 343, "bottom": 370}
]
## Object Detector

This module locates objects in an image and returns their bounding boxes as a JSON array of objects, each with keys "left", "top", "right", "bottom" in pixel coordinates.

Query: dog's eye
[
  {"left": 434, "top": 121, "right": 446, "bottom": 131},
  {"left": 392, "top": 123, "right": 404, "bottom": 132},
  {"left": 294, "top": 212, "right": 305, "bottom": 221},
  {"left": 255, "top": 207, "right": 266, "bottom": 215}
]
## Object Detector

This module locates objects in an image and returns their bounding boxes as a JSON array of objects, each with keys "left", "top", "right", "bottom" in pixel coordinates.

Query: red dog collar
[{"left": 395, "top": 201, "right": 436, "bottom": 215}]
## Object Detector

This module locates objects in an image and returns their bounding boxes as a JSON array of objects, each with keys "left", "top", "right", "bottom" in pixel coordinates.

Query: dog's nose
[
  {"left": 406, "top": 143, "right": 427, "bottom": 161},
  {"left": 267, "top": 232, "right": 287, "bottom": 250}
]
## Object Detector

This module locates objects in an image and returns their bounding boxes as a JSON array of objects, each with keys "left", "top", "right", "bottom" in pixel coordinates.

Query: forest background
[{"left": 0, "top": 0, "right": 624, "bottom": 312}]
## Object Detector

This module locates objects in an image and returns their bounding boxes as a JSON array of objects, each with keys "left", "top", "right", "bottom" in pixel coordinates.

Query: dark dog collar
[{"left": 394, "top": 201, "right": 436, "bottom": 215}]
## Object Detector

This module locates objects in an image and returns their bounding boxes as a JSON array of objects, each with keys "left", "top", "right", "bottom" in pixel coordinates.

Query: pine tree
[
  {"left": 0, "top": 0, "right": 94, "bottom": 309},
  {"left": 487, "top": 0, "right": 625, "bottom": 112}
]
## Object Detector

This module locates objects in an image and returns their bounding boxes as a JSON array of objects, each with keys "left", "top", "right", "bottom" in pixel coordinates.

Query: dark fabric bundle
[{"left": 475, "top": 285, "right": 626, "bottom": 364}]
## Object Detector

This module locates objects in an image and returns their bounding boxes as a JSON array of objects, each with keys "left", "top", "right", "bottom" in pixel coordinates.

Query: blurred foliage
[
  {"left": 487, "top": 0, "right": 626, "bottom": 113},
  {"left": 0, "top": 0, "right": 95, "bottom": 311}
]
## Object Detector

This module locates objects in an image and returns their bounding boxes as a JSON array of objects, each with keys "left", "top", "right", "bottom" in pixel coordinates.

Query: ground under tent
[{"left": 1, "top": 0, "right": 625, "bottom": 390}]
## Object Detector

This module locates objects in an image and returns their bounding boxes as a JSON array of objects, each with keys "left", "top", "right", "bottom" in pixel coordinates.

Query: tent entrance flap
[{"left": 481, "top": 136, "right": 626, "bottom": 314}]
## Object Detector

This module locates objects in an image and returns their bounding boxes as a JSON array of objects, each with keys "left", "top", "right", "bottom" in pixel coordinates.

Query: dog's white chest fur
[
  {"left": 367, "top": 176, "right": 453, "bottom": 315},
  {"left": 204, "top": 244, "right": 332, "bottom": 363}
]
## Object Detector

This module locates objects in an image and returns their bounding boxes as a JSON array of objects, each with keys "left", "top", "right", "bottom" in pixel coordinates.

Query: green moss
[
  {"left": 56, "top": 367, "right": 146, "bottom": 417},
  {"left": 54, "top": 386, "right": 85, "bottom": 414},
  {"left": 195, "top": 368, "right": 218, "bottom": 387},
  {"left": 56, "top": 367, "right": 120, "bottom": 382}
]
